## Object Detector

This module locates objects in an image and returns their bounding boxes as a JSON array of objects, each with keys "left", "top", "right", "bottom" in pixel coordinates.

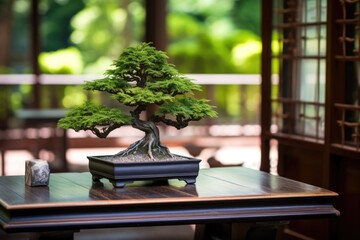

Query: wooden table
[{"left": 0, "top": 167, "right": 339, "bottom": 239}]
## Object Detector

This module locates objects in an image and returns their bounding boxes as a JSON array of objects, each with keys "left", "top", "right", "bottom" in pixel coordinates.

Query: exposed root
[
  {"left": 113, "top": 136, "right": 173, "bottom": 161},
  {"left": 116, "top": 139, "right": 144, "bottom": 157},
  {"left": 112, "top": 116, "right": 175, "bottom": 162}
]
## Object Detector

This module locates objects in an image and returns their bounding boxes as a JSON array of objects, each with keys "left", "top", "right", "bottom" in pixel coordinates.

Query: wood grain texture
[{"left": 0, "top": 167, "right": 339, "bottom": 233}]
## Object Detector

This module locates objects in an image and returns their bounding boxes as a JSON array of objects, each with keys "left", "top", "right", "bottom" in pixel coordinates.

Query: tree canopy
[{"left": 58, "top": 43, "right": 217, "bottom": 141}]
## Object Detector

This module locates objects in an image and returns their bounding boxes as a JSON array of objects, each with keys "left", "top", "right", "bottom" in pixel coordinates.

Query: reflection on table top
[{"left": 0, "top": 167, "right": 339, "bottom": 233}]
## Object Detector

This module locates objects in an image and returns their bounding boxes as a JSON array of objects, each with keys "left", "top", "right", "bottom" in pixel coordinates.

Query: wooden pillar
[
  {"left": 0, "top": 1, "right": 13, "bottom": 67},
  {"left": 144, "top": 0, "right": 167, "bottom": 118},
  {"left": 145, "top": 0, "right": 167, "bottom": 51},
  {"left": 260, "top": 0, "right": 273, "bottom": 172},
  {"left": 30, "top": 0, "right": 41, "bottom": 109}
]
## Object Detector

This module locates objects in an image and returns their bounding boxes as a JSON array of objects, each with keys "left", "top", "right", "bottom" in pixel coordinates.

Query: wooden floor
[{"left": 0, "top": 225, "right": 195, "bottom": 240}]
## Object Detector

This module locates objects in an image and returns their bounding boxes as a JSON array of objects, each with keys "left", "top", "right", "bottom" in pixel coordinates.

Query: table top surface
[{"left": 0, "top": 167, "right": 339, "bottom": 232}]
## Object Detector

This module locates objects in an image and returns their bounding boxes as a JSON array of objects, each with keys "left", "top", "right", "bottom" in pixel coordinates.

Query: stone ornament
[{"left": 25, "top": 159, "right": 50, "bottom": 187}]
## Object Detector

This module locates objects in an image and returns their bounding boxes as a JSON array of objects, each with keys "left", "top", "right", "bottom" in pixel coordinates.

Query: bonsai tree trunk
[{"left": 114, "top": 107, "right": 172, "bottom": 161}]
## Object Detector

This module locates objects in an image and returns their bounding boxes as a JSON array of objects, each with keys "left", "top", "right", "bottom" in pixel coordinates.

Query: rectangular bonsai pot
[{"left": 88, "top": 155, "right": 201, "bottom": 188}]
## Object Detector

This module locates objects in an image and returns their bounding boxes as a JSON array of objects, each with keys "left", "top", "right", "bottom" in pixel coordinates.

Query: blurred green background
[{"left": 1, "top": 0, "right": 262, "bottom": 126}]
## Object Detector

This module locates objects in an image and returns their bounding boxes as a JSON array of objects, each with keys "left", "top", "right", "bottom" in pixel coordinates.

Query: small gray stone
[{"left": 25, "top": 159, "right": 50, "bottom": 186}]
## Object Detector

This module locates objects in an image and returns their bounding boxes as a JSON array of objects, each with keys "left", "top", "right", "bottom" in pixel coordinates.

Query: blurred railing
[{"left": 0, "top": 74, "right": 261, "bottom": 85}]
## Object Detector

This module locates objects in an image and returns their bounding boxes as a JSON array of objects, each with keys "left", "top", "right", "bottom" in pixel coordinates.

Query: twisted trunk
[{"left": 114, "top": 107, "right": 172, "bottom": 161}]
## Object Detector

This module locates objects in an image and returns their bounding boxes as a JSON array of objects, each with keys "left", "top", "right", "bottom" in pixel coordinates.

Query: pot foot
[{"left": 180, "top": 177, "right": 197, "bottom": 184}]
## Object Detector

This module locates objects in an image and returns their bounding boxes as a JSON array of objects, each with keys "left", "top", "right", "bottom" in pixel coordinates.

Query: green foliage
[
  {"left": 58, "top": 43, "right": 217, "bottom": 137},
  {"left": 84, "top": 76, "right": 130, "bottom": 94},
  {"left": 70, "top": 0, "right": 144, "bottom": 70},
  {"left": 41, "top": 0, "right": 85, "bottom": 51},
  {"left": 84, "top": 43, "right": 206, "bottom": 107},
  {"left": 62, "top": 85, "right": 88, "bottom": 108},
  {"left": 58, "top": 101, "right": 131, "bottom": 130},
  {"left": 107, "top": 43, "right": 177, "bottom": 80},
  {"left": 147, "top": 76, "right": 202, "bottom": 95},
  {"left": 58, "top": 101, "right": 131, "bottom": 137},
  {"left": 168, "top": 0, "right": 261, "bottom": 75},
  {"left": 39, "top": 47, "right": 83, "bottom": 74},
  {"left": 114, "top": 87, "right": 173, "bottom": 106},
  {"left": 157, "top": 97, "right": 217, "bottom": 120},
  {"left": 231, "top": 0, "right": 260, "bottom": 36}
]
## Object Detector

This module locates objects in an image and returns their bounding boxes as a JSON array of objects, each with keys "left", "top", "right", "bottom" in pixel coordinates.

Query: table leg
[
  {"left": 1, "top": 149, "right": 5, "bottom": 176},
  {"left": 195, "top": 221, "right": 289, "bottom": 240},
  {"left": 60, "top": 128, "right": 68, "bottom": 171},
  {"left": 29, "top": 230, "right": 76, "bottom": 240}
]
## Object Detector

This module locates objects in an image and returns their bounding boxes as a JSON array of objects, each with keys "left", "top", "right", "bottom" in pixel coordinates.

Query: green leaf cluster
[
  {"left": 147, "top": 76, "right": 201, "bottom": 95},
  {"left": 157, "top": 97, "right": 217, "bottom": 121},
  {"left": 107, "top": 43, "right": 176, "bottom": 85},
  {"left": 58, "top": 102, "right": 131, "bottom": 132},
  {"left": 114, "top": 87, "right": 173, "bottom": 106},
  {"left": 84, "top": 76, "right": 130, "bottom": 94}
]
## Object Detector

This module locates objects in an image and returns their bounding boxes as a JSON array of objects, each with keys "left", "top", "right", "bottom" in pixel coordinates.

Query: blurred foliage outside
[{"left": 2, "top": 0, "right": 262, "bottom": 126}]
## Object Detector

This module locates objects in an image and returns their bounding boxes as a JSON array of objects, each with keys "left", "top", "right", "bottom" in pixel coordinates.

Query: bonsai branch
[
  {"left": 153, "top": 115, "right": 201, "bottom": 130},
  {"left": 90, "top": 123, "right": 122, "bottom": 138}
]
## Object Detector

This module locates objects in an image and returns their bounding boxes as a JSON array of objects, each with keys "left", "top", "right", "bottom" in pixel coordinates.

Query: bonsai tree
[{"left": 58, "top": 43, "right": 217, "bottom": 162}]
